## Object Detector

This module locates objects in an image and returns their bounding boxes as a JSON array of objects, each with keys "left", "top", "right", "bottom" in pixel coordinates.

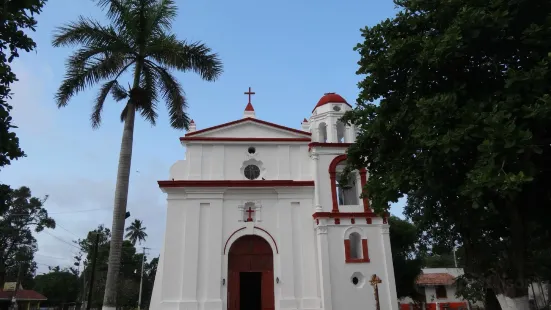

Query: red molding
[
  {"left": 327, "top": 155, "right": 371, "bottom": 213},
  {"left": 359, "top": 168, "right": 370, "bottom": 212},
  {"left": 312, "top": 212, "right": 377, "bottom": 219},
  {"left": 344, "top": 238, "right": 370, "bottom": 263},
  {"left": 184, "top": 117, "right": 311, "bottom": 137},
  {"left": 181, "top": 137, "right": 311, "bottom": 142},
  {"left": 308, "top": 142, "right": 352, "bottom": 151},
  {"left": 222, "top": 226, "right": 279, "bottom": 254},
  {"left": 328, "top": 155, "right": 347, "bottom": 213},
  {"left": 254, "top": 226, "right": 279, "bottom": 254},
  {"left": 158, "top": 180, "right": 315, "bottom": 188},
  {"left": 223, "top": 227, "right": 246, "bottom": 254}
]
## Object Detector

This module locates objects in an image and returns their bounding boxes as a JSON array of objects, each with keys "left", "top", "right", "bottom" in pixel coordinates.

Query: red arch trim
[
  {"left": 223, "top": 226, "right": 279, "bottom": 254},
  {"left": 223, "top": 227, "right": 246, "bottom": 254},
  {"left": 328, "top": 155, "right": 370, "bottom": 213},
  {"left": 254, "top": 226, "right": 279, "bottom": 254}
]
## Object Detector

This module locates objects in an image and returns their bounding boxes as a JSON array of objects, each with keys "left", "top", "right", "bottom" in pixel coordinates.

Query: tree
[
  {"left": 0, "top": 186, "right": 55, "bottom": 287},
  {"left": 341, "top": 0, "right": 551, "bottom": 309},
  {"left": 33, "top": 266, "right": 80, "bottom": 307},
  {"left": 125, "top": 219, "right": 147, "bottom": 246},
  {"left": 0, "top": 0, "right": 46, "bottom": 169},
  {"left": 52, "top": 0, "right": 223, "bottom": 308},
  {"left": 388, "top": 216, "right": 424, "bottom": 301}
]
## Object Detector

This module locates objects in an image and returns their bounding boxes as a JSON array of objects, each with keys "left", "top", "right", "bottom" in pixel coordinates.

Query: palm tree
[
  {"left": 125, "top": 219, "right": 148, "bottom": 245},
  {"left": 52, "top": 1, "right": 223, "bottom": 308}
]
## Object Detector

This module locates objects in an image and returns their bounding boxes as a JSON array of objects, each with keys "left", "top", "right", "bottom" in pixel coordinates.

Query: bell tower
[{"left": 308, "top": 92, "right": 356, "bottom": 143}]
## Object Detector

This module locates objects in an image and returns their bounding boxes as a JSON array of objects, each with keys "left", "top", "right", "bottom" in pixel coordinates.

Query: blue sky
[{"left": 3, "top": 0, "right": 403, "bottom": 273}]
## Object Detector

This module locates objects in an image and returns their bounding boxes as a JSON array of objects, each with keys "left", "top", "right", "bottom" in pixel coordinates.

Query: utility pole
[
  {"left": 10, "top": 262, "right": 23, "bottom": 310},
  {"left": 137, "top": 247, "right": 149, "bottom": 310},
  {"left": 453, "top": 247, "right": 458, "bottom": 268},
  {"left": 86, "top": 233, "right": 100, "bottom": 310}
]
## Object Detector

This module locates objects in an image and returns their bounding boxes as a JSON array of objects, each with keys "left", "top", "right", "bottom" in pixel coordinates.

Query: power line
[
  {"left": 42, "top": 230, "right": 83, "bottom": 251},
  {"left": 6, "top": 207, "right": 112, "bottom": 217}
]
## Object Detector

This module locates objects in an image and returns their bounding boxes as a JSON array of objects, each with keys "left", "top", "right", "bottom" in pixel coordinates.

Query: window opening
[
  {"left": 349, "top": 232, "right": 362, "bottom": 259},
  {"left": 244, "top": 165, "right": 260, "bottom": 180}
]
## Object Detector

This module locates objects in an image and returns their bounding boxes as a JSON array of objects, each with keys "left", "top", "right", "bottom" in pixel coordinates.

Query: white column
[
  {"left": 380, "top": 225, "right": 399, "bottom": 310},
  {"left": 179, "top": 201, "right": 201, "bottom": 309},
  {"left": 316, "top": 225, "right": 333, "bottom": 310},
  {"left": 314, "top": 127, "right": 321, "bottom": 143},
  {"left": 277, "top": 199, "right": 298, "bottom": 308},
  {"left": 161, "top": 196, "right": 186, "bottom": 302},
  {"left": 204, "top": 199, "right": 224, "bottom": 310},
  {"left": 327, "top": 118, "right": 336, "bottom": 143},
  {"left": 311, "top": 153, "right": 322, "bottom": 212}
]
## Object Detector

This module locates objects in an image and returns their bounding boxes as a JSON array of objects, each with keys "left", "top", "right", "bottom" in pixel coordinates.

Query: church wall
[
  {"left": 172, "top": 144, "right": 312, "bottom": 181},
  {"left": 214, "top": 188, "right": 319, "bottom": 310},
  {"left": 325, "top": 222, "right": 398, "bottom": 310}
]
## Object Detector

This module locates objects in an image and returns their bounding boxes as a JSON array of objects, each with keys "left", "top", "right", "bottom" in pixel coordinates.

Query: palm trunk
[{"left": 102, "top": 61, "right": 142, "bottom": 310}]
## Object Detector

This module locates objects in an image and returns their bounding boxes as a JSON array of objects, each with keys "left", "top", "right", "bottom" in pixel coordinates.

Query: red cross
[
  {"left": 244, "top": 87, "right": 255, "bottom": 104},
  {"left": 245, "top": 206, "right": 255, "bottom": 222}
]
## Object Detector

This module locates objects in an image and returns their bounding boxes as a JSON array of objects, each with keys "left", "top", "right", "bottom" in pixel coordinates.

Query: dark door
[{"left": 228, "top": 235, "right": 274, "bottom": 310}]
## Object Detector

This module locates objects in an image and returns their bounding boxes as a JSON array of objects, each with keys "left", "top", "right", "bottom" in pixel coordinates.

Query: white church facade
[{"left": 150, "top": 91, "right": 399, "bottom": 310}]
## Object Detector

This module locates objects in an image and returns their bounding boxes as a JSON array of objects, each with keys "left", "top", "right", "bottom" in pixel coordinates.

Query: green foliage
[
  {"left": 388, "top": 216, "right": 424, "bottom": 300},
  {"left": 125, "top": 219, "right": 148, "bottom": 246},
  {"left": 0, "top": 0, "right": 46, "bottom": 168},
  {"left": 34, "top": 267, "right": 80, "bottom": 305},
  {"left": 74, "top": 225, "right": 155, "bottom": 308},
  {"left": 343, "top": 0, "right": 551, "bottom": 300},
  {"left": 52, "top": 0, "right": 223, "bottom": 130},
  {"left": 0, "top": 185, "right": 55, "bottom": 286}
]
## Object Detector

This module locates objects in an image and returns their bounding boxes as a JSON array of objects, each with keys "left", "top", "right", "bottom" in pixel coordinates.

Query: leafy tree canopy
[
  {"left": 342, "top": 0, "right": 551, "bottom": 304},
  {"left": 0, "top": 186, "right": 55, "bottom": 286},
  {"left": 0, "top": 0, "right": 46, "bottom": 168},
  {"left": 34, "top": 267, "right": 80, "bottom": 305},
  {"left": 388, "top": 216, "right": 424, "bottom": 300}
]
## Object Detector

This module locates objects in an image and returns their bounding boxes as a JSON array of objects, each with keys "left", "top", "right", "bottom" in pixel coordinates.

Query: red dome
[{"left": 312, "top": 93, "right": 351, "bottom": 112}]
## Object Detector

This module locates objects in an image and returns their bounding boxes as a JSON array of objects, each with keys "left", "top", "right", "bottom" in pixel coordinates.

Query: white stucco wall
[{"left": 151, "top": 102, "right": 399, "bottom": 310}]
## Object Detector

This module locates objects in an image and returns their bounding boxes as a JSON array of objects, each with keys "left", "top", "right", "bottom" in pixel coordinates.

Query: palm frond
[
  {"left": 111, "top": 81, "right": 128, "bottom": 101},
  {"left": 52, "top": 16, "right": 124, "bottom": 48},
  {"left": 91, "top": 80, "right": 118, "bottom": 128},
  {"left": 137, "top": 63, "right": 159, "bottom": 125},
  {"left": 146, "top": 0, "right": 177, "bottom": 35},
  {"left": 145, "top": 35, "right": 223, "bottom": 81},
  {"left": 148, "top": 62, "right": 190, "bottom": 129},
  {"left": 95, "top": 0, "right": 130, "bottom": 30},
  {"left": 68, "top": 44, "right": 134, "bottom": 70},
  {"left": 55, "top": 52, "right": 134, "bottom": 107}
]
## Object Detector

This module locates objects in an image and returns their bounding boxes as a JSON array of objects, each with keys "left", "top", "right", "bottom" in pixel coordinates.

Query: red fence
[{"left": 400, "top": 302, "right": 469, "bottom": 310}]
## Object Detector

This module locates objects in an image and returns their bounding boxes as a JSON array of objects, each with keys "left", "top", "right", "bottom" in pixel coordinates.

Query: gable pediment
[{"left": 183, "top": 118, "right": 311, "bottom": 140}]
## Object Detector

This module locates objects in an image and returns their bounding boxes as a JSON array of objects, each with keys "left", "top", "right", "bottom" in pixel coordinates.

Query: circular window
[
  {"left": 248, "top": 146, "right": 256, "bottom": 154},
  {"left": 244, "top": 165, "right": 260, "bottom": 180},
  {"left": 352, "top": 277, "right": 359, "bottom": 285},
  {"left": 333, "top": 105, "right": 341, "bottom": 111}
]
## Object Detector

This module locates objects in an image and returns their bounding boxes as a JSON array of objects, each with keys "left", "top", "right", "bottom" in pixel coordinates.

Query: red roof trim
[
  {"left": 308, "top": 142, "right": 352, "bottom": 151},
  {"left": 312, "top": 93, "right": 352, "bottom": 112},
  {"left": 181, "top": 137, "right": 311, "bottom": 142},
  {"left": 184, "top": 118, "right": 311, "bottom": 137},
  {"left": 0, "top": 290, "right": 47, "bottom": 301},
  {"left": 245, "top": 102, "right": 255, "bottom": 111},
  {"left": 312, "top": 212, "right": 377, "bottom": 219},
  {"left": 416, "top": 273, "right": 456, "bottom": 286},
  {"left": 158, "top": 180, "right": 315, "bottom": 188}
]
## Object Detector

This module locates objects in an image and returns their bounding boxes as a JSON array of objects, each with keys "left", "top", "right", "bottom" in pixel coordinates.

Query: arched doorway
[{"left": 228, "top": 235, "right": 274, "bottom": 310}]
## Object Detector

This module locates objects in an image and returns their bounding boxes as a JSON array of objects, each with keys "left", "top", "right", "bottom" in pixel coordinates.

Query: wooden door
[
  {"left": 227, "top": 270, "right": 239, "bottom": 310},
  {"left": 261, "top": 270, "right": 275, "bottom": 310},
  {"left": 228, "top": 235, "right": 274, "bottom": 310}
]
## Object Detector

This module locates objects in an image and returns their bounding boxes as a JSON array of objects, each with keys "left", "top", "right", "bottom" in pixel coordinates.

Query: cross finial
[{"left": 244, "top": 87, "right": 255, "bottom": 104}]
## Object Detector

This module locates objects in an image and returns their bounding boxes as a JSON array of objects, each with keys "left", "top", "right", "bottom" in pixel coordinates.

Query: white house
[{"left": 149, "top": 92, "right": 399, "bottom": 310}]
